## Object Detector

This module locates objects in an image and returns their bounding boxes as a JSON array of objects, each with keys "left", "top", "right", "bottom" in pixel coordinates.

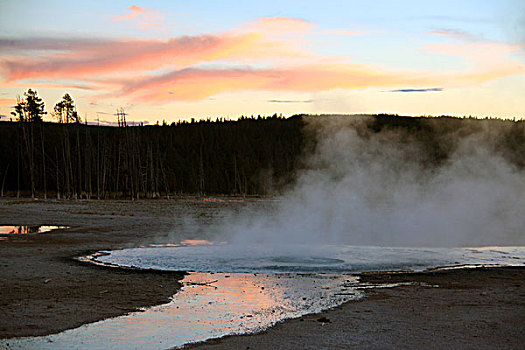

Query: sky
[{"left": 0, "top": 0, "right": 524, "bottom": 124}]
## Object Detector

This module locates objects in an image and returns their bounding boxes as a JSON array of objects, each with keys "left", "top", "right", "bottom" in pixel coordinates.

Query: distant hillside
[{"left": 0, "top": 115, "right": 522, "bottom": 199}]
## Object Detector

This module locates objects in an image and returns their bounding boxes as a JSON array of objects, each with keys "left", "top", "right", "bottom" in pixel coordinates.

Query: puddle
[
  {"left": 0, "top": 225, "right": 69, "bottom": 235},
  {"left": 0, "top": 273, "right": 360, "bottom": 350}
]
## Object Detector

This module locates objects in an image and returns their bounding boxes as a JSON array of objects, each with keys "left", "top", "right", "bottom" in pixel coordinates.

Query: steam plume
[{"left": 223, "top": 115, "right": 524, "bottom": 247}]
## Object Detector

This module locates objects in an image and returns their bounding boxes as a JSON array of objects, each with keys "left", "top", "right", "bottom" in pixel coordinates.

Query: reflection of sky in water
[
  {"left": 0, "top": 225, "right": 68, "bottom": 234},
  {"left": 1, "top": 273, "right": 359, "bottom": 350}
]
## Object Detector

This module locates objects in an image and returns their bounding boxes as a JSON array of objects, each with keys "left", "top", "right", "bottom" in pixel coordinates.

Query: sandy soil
[{"left": 1, "top": 198, "right": 524, "bottom": 349}]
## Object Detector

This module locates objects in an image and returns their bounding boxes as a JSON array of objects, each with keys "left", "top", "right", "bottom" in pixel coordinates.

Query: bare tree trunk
[
  {"left": 16, "top": 144, "right": 20, "bottom": 198},
  {"left": 1, "top": 163, "right": 9, "bottom": 197},
  {"left": 199, "top": 144, "right": 205, "bottom": 196},
  {"left": 62, "top": 125, "right": 71, "bottom": 198},
  {"left": 115, "top": 139, "right": 121, "bottom": 195},
  {"left": 40, "top": 124, "right": 47, "bottom": 200},
  {"left": 29, "top": 122, "right": 35, "bottom": 198},
  {"left": 149, "top": 142, "right": 154, "bottom": 198},
  {"left": 55, "top": 147, "right": 60, "bottom": 200},
  {"left": 76, "top": 124, "right": 82, "bottom": 199},
  {"left": 62, "top": 143, "right": 70, "bottom": 198},
  {"left": 19, "top": 122, "right": 35, "bottom": 198},
  {"left": 85, "top": 125, "right": 91, "bottom": 199},
  {"left": 233, "top": 155, "right": 241, "bottom": 194},
  {"left": 96, "top": 123, "right": 100, "bottom": 199},
  {"left": 101, "top": 145, "right": 107, "bottom": 199}
]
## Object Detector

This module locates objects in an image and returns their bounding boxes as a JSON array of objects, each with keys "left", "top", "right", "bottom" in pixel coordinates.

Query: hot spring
[
  {"left": 3, "top": 240, "right": 524, "bottom": 350},
  {"left": 2, "top": 116, "right": 524, "bottom": 349}
]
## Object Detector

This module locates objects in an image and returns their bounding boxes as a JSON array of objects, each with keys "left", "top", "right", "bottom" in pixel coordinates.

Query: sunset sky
[{"left": 1, "top": 0, "right": 524, "bottom": 124}]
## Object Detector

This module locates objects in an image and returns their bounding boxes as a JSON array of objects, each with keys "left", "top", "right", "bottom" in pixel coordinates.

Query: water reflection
[
  {"left": 0, "top": 225, "right": 69, "bottom": 235},
  {"left": 0, "top": 272, "right": 359, "bottom": 350}
]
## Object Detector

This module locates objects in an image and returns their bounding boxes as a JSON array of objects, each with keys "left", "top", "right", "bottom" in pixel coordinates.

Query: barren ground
[{"left": 0, "top": 198, "right": 523, "bottom": 349}]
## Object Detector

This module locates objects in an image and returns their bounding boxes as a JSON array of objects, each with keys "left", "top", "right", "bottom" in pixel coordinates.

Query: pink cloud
[
  {"left": 429, "top": 30, "right": 465, "bottom": 38},
  {"left": 0, "top": 34, "right": 271, "bottom": 80},
  {"left": 110, "top": 64, "right": 423, "bottom": 102},
  {"left": 114, "top": 5, "right": 147, "bottom": 21},
  {"left": 113, "top": 5, "right": 163, "bottom": 29},
  {"left": 0, "top": 16, "right": 328, "bottom": 100},
  {"left": 425, "top": 33, "right": 525, "bottom": 75},
  {"left": 250, "top": 17, "right": 314, "bottom": 34},
  {"left": 1, "top": 17, "right": 524, "bottom": 106},
  {"left": 0, "top": 17, "right": 318, "bottom": 82}
]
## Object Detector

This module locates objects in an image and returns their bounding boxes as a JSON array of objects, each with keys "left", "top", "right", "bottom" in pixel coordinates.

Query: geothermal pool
[
  {"left": 95, "top": 243, "right": 525, "bottom": 274},
  {"left": 2, "top": 241, "right": 524, "bottom": 350}
]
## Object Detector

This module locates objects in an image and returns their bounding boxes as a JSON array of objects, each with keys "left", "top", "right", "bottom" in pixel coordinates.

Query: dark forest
[{"left": 0, "top": 113, "right": 523, "bottom": 199}]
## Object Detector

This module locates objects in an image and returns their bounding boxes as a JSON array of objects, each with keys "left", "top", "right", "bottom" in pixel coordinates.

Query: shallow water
[
  {"left": 97, "top": 243, "right": 525, "bottom": 274},
  {"left": 0, "top": 225, "right": 69, "bottom": 235},
  {"left": 1, "top": 272, "right": 359, "bottom": 350},
  {"left": 2, "top": 243, "right": 524, "bottom": 349}
]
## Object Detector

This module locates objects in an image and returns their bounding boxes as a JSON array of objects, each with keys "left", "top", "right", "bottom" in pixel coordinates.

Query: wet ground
[
  {"left": 0, "top": 197, "right": 256, "bottom": 338},
  {"left": 0, "top": 198, "right": 524, "bottom": 349}
]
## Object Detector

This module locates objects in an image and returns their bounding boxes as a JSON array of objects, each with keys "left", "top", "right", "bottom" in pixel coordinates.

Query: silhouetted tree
[
  {"left": 24, "top": 89, "right": 46, "bottom": 123},
  {"left": 54, "top": 93, "right": 80, "bottom": 123},
  {"left": 10, "top": 89, "right": 47, "bottom": 198}
]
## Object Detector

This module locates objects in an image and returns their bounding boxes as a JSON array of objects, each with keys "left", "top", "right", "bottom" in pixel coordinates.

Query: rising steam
[{"left": 223, "top": 115, "right": 524, "bottom": 247}]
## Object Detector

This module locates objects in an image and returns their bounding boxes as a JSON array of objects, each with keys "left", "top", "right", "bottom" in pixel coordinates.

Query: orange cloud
[
  {"left": 111, "top": 51, "right": 525, "bottom": 103},
  {"left": 1, "top": 17, "right": 524, "bottom": 107},
  {"left": 113, "top": 5, "right": 163, "bottom": 29},
  {"left": 114, "top": 5, "right": 147, "bottom": 21},
  {"left": 0, "top": 81, "right": 99, "bottom": 92},
  {"left": 0, "top": 34, "right": 274, "bottom": 81},
  {"left": 429, "top": 29, "right": 467, "bottom": 38},
  {"left": 250, "top": 17, "right": 314, "bottom": 34},
  {"left": 426, "top": 41, "right": 524, "bottom": 67},
  {"left": 0, "top": 16, "right": 314, "bottom": 82},
  {"left": 113, "top": 64, "right": 423, "bottom": 102},
  {"left": 0, "top": 98, "right": 15, "bottom": 108},
  {"left": 423, "top": 35, "right": 525, "bottom": 86}
]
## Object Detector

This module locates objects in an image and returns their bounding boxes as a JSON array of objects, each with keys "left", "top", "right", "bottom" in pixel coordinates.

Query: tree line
[
  {"left": 0, "top": 89, "right": 523, "bottom": 199},
  {"left": 1, "top": 90, "right": 303, "bottom": 198}
]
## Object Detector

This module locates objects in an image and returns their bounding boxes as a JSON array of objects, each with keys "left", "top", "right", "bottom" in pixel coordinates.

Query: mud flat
[{"left": 0, "top": 198, "right": 524, "bottom": 349}]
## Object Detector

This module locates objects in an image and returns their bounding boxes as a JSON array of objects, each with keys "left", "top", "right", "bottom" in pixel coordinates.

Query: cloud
[
  {"left": 1, "top": 16, "right": 524, "bottom": 105},
  {"left": 114, "top": 5, "right": 146, "bottom": 21},
  {"left": 113, "top": 5, "right": 163, "bottom": 29},
  {"left": 111, "top": 64, "right": 423, "bottom": 102},
  {"left": 425, "top": 28, "right": 525, "bottom": 68},
  {"left": 0, "top": 36, "right": 248, "bottom": 80},
  {"left": 0, "top": 80, "right": 98, "bottom": 92},
  {"left": 430, "top": 29, "right": 470, "bottom": 38},
  {"left": 268, "top": 99, "right": 314, "bottom": 103},
  {"left": 387, "top": 88, "right": 443, "bottom": 93},
  {"left": 419, "top": 30, "right": 525, "bottom": 90},
  {"left": 250, "top": 17, "right": 314, "bottom": 34},
  {"left": 0, "top": 19, "right": 312, "bottom": 82},
  {"left": 0, "top": 98, "right": 15, "bottom": 108}
]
